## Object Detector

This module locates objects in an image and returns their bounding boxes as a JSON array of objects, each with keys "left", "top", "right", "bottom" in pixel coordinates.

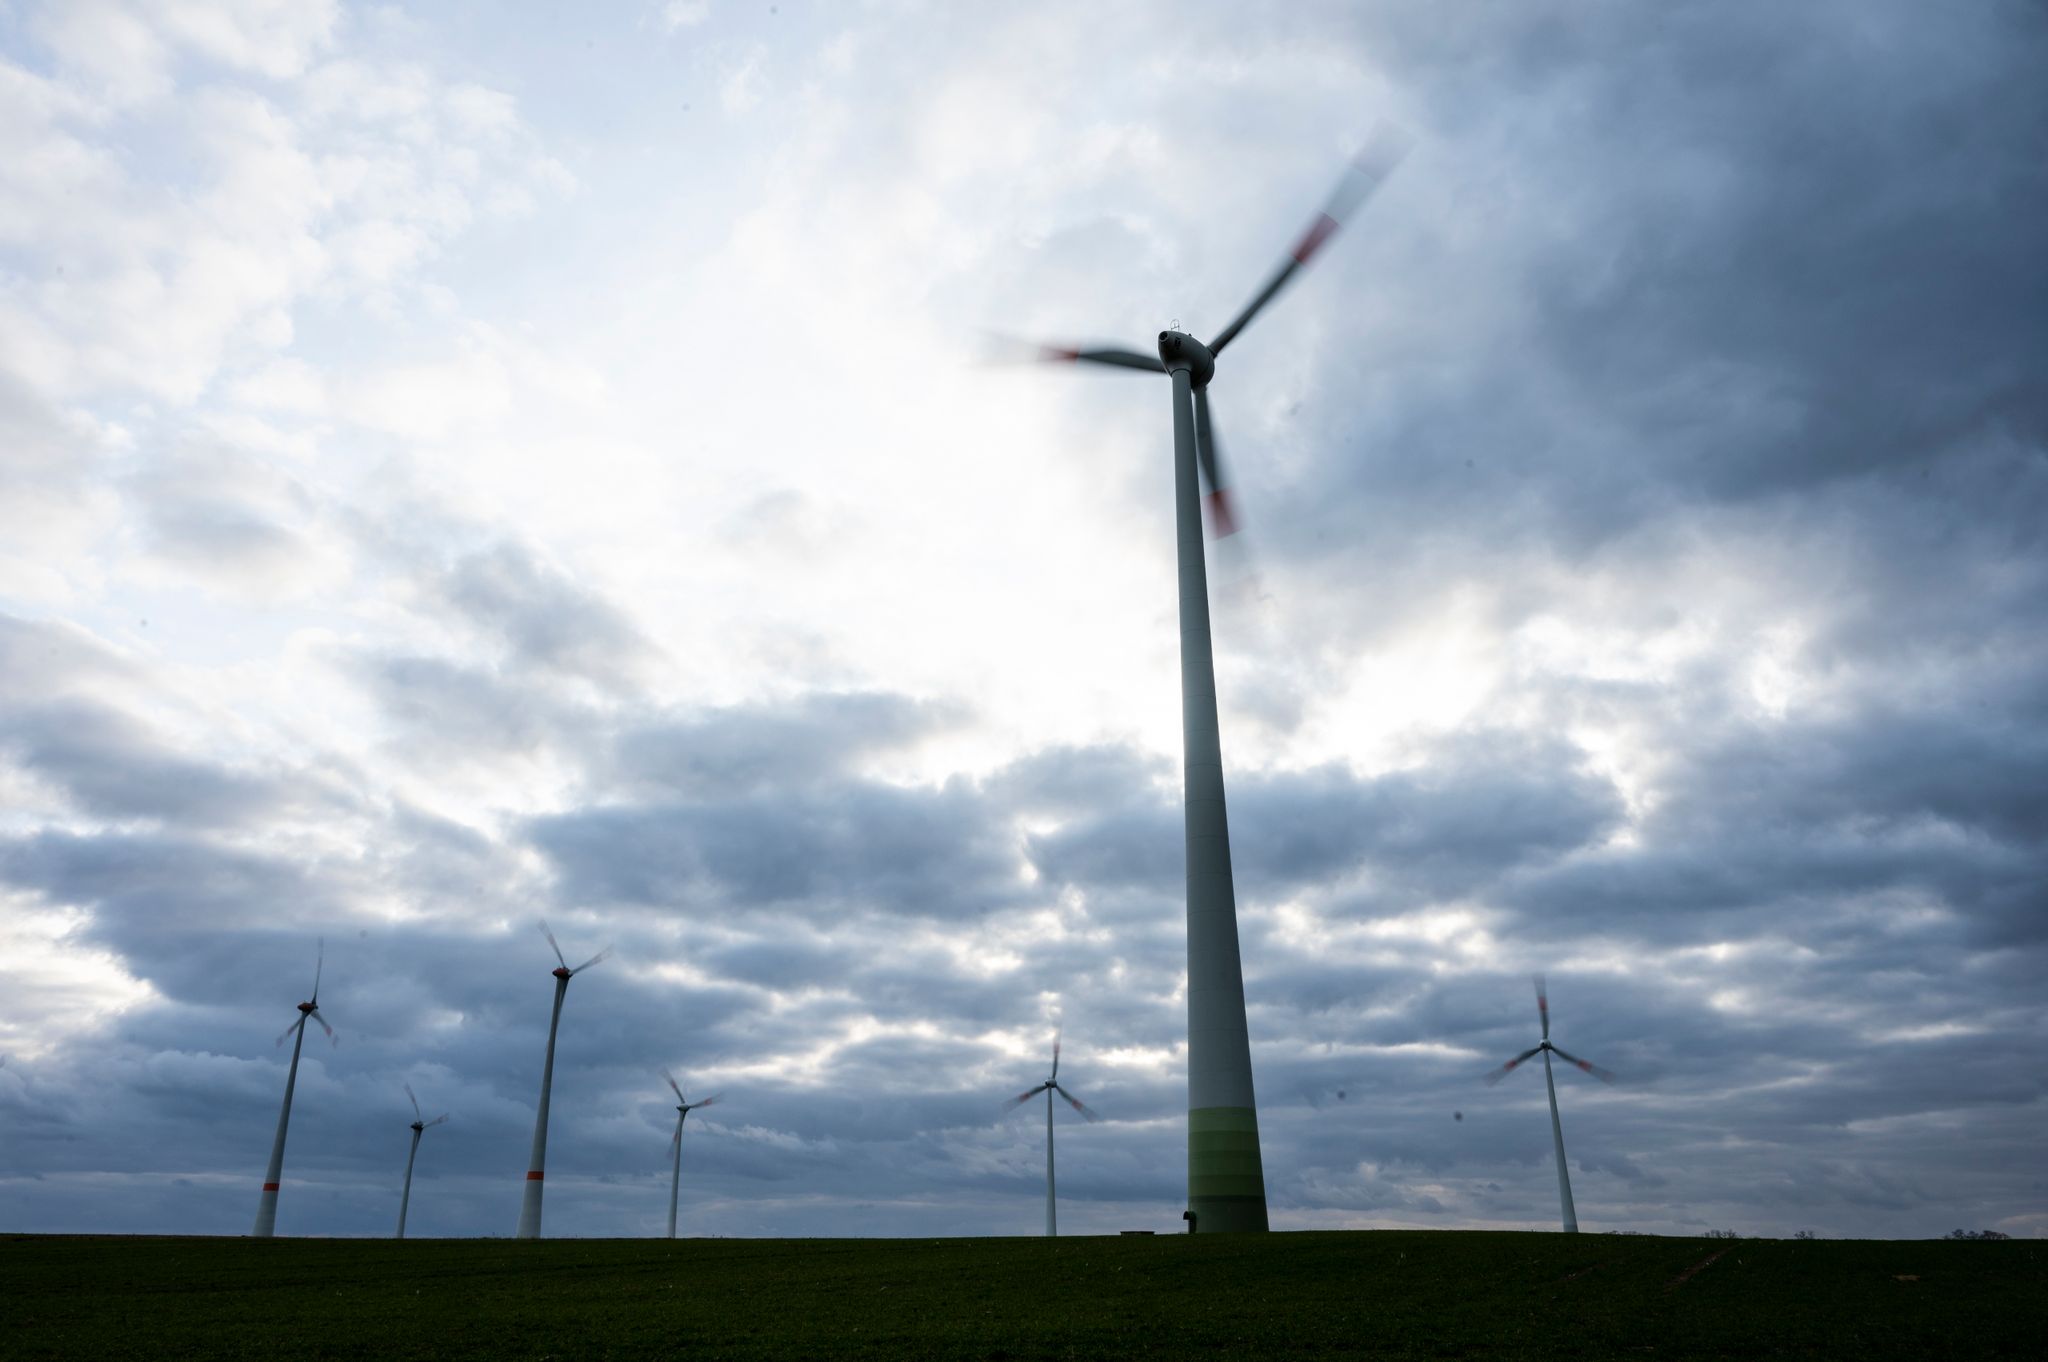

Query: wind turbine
[
  {"left": 395, "top": 1082, "right": 448, "bottom": 1239},
  {"left": 1012, "top": 126, "right": 1410, "bottom": 1232},
  {"left": 660, "top": 1070, "right": 721, "bottom": 1239},
  {"left": 516, "top": 919, "right": 611, "bottom": 1240},
  {"left": 1001, "top": 1028, "right": 1099, "bottom": 1237},
  {"left": 252, "top": 939, "right": 336, "bottom": 1238},
  {"left": 1483, "top": 974, "right": 1617, "bottom": 1233}
]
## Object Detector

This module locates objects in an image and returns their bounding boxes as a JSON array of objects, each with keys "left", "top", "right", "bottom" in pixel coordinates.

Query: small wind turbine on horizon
[
  {"left": 516, "top": 920, "right": 611, "bottom": 1240},
  {"left": 660, "top": 1070, "right": 721, "bottom": 1240},
  {"left": 1001, "top": 1028, "right": 1099, "bottom": 1237},
  {"left": 395, "top": 1082, "right": 448, "bottom": 1239},
  {"left": 1005, "top": 124, "right": 1411, "bottom": 1232},
  {"left": 1483, "top": 974, "right": 1617, "bottom": 1233},
  {"left": 252, "top": 939, "right": 336, "bottom": 1238}
]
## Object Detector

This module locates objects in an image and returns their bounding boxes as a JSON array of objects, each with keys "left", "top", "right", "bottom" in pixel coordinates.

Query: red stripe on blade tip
[
  {"left": 1291, "top": 213, "right": 1339, "bottom": 264},
  {"left": 1205, "top": 490, "right": 1238, "bottom": 537}
]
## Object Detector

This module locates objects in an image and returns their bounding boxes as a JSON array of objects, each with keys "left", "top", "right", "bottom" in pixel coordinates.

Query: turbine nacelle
[
  {"left": 296, "top": 1000, "right": 316, "bottom": 1015},
  {"left": 1157, "top": 330, "right": 1215, "bottom": 387},
  {"left": 551, "top": 966, "right": 572, "bottom": 980}
]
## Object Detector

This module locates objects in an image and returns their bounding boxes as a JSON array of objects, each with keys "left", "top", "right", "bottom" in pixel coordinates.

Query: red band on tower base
[
  {"left": 525, "top": 1170, "right": 545, "bottom": 1181},
  {"left": 262, "top": 1182, "right": 280, "bottom": 1192}
]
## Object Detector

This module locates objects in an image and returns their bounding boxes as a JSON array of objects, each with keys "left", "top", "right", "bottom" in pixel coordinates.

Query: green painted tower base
[{"left": 1190, "top": 1106, "right": 1269, "bottom": 1231}]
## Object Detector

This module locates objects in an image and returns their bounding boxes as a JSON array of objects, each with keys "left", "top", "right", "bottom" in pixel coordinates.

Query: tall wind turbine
[
  {"left": 516, "top": 920, "right": 611, "bottom": 1240},
  {"left": 1484, "top": 975, "right": 1617, "bottom": 1232},
  {"left": 252, "top": 939, "right": 336, "bottom": 1238},
  {"left": 1001, "top": 1028, "right": 1099, "bottom": 1237},
  {"left": 1012, "top": 127, "right": 1410, "bottom": 1232},
  {"left": 395, "top": 1082, "right": 448, "bottom": 1239},
  {"left": 660, "top": 1070, "right": 721, "bottom": 1240}
]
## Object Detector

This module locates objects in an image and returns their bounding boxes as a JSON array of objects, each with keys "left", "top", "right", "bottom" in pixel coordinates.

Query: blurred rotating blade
[
  {"left": 1535, "top": 975, "right": 1550, "bottom": 1039},
  {"left": 1209, "top": 123, "right": 1412, "bottom": 356},
  {"left": 1484, "top": 1047, "right": 1542, "bottom": 1085},
  {"left": 310, "top": 937, "right": 324, "bottom": 1002},
  {"left": 692, "top": 1093, "right": 722, "bottom": 1110},
  {"left": 988, "top": 333, "right": 1165, "bottom": 373},
  {"left": 1054, "top": 1084, "right": 1099, "bottom": 1122},
  {"left": 1549, "top": 1046, "right": 1616, "bottom": 1084},
  {"left": 310, "top": 1009, "right": 336, "bottom": 1045},
  {"left": 1051, "top": 1026, "right": 1062, "bottom": 1081},
  {"left": 1001, "top": 1085, "right": 1046, "bottom": 1113},
  {"left": 663, "top": 1069, "right": 684, "bottom": 1102},
  {"left": 539, "top": 920, "right": 568, "bottom": 970},
  {"left": 405, "top": 1082, "right": 422, "bottom": 1122},
  {"left": 1191, "top": 386, "right": 1239, "bottom": 539},
  {"left": 275, "top": 1015, "right": 303, "bottom": 1049},
  {"left": 424, "top": 1114, "right": 449, "bottom": 1128},
  {"left": 572, "top": 946, "right": 613, "bottom": 976}
]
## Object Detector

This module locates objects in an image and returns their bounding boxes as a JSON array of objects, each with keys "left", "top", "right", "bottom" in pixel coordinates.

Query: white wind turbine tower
[
  {"left": 660, "top": 1070, "right": 721, "bottom": 1239},
  {"left": 1001, "top": 1029, "right": 1099, "bottom": 1237},
  {"left": 516, "top": 920, "right": 611, "bottom": 1240},
  {"left": 1483, "top": 975, "right": 1617, "bottom": 1232},
  {"left": 395, "top": 1082, "right": 448, "bottom": 1239},
  {"left": 252, "top": 939, "right": 336, "bottom": 1238},
  {"left": 1010, "top": 126, "right": 1410, "bottom": 1231}
]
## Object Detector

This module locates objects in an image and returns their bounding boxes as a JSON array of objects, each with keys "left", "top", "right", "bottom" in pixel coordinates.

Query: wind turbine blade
[
  {"left": 311, "top": 937, "right": 324, "bottom": 1001},
  {"left": 1549, "top": 1046, "right": 1616, "bottom": 1084},
  {"left": 571, "top": 945, "right": 613, "bottom": 975},
  {"left": 1051, "top": 1025, "right": 1061, "bottom": 1081},
  {"left": 1001, "top": 1085, "right": 1045, "bottom": 1113},
  {"left": 985, "top": 333, "right": 1166, "bottom": 373},
  {"left": 1535, "top": 974, "right": 1550, "bottom": 1040},
  {"left": 693, "top": 1094, "right": 722, "bottom": 1110},
  {"left": 1484, "top": 1047, "right": 1543, "bottom": 1085},
  {"left": 1191, "top": 386, "right": 1238, "bottom": 539},
  {"left": 1209, "top": 123, "right": 1411, "bottom": 356},
  {"left": 1054, "top": 1084, "right": 1099, "bottom": 1122},
  {"left": 538, "top": 920, "right": 568, "bottom": 970},
  {"left": 663, "top": 1069, "right": 684, "bottom": 1102},
  {"left": 310, "top": 1009, "right": 336, "bottom": 1045},
  {"left": 405, "top": 1082, "right": 422, "bottom": 1121},
  {"left": 425, "top": 1114, "right": 449, "bottom": 1128},
  {"left": 275, "top": 1016, "right": 302, "bottom": 1048}
]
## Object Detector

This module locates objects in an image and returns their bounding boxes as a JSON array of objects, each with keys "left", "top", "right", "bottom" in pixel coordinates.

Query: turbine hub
[
  {"left": 297, "top": 1001, "right": 315, "bottom": 1014},
  {"left": 1157, "top": 330, "right": 1215, "bottom": 387},
  {"left": 552, "top": 966, "right": 572, "bottom": 979},
  {"left": 411, "top": 1121, "right": 425, "bottom": 1132}
]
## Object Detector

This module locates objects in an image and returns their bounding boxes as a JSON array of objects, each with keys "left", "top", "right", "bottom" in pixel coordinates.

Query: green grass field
[{"left": 3, "top": 1230, "right": 2038, "bottom": 1360}]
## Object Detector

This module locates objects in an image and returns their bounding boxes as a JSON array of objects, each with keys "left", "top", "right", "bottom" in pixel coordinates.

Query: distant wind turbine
[
  {"left": 395, "top": 1082, "right": 448, "bottom": 1239},
  {"left": 516, "top": 920, "right": 611, "bottom": 1240},
  {"left": 252, "top": 939, "right": 336, "bottom": 1238},
  {"left": 1483, "top": 975, "right": 1616, "bottom": 1232},
  {"left": 661, "top": 1070, "right": 721, "bottom": 1239},
  {"left": 1001, "top": 1028, "right": 1099, "bottom": 1237},
  {"left": 1006, "top": 125, "right": 1411, "bottom": 1232}
]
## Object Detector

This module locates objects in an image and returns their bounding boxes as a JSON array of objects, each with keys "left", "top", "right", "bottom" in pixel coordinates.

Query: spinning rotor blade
[
  {"left": 1001, "top": 1084, "right": 1047, "bottom": 1113},
  {"left": 1535, "top": 974, "right": 1550, "bottom": 1039},
  {"left": 692, "top": 1093, "right": 723, "bottom": 1110},
  {"left": 1054, "top": 1084, "right": 1099, "bottom": 1122},
  {"left": 309, "top": 1009, "right": 336, "bottom": 1045},
  {"left": 671, "top": 1111, "right": 684, "bottom": 1151},
  {"left": 1191, "top": 386, "right": 1238, "bottom": 538},
  {"left": 424, "top": 1114, "right": 449, "bottom": 1128},
  {"left": 1051, "top": 1026, "right": 1062, "bottom": 1081},
  {"left": 1484, "top": 1046, "right": 1542, "bottom": 1085},
  {"left": 275, "top": 1015, "right": 303, "bottom": 1049},
  {"left": 310, "top": 937, "right": 324, "bottom": 1002},
  {"left": 1549, "top": 1046, "right": 1616, "bottom": 1084},
  {"left": 1001, "top": 335, "right": 1165, "bottom": 373},
  {"left": 539, "top": 920, "right": 568, "bottom": 970},
  {"left": 572, "top": 945, "right": 613, "bottom": 975},
  {"left": 405, "top": 1082, "right": 422, "bottom": 1121},
  {"left": 1209, "top": 124, "right": 1411, "bottom": 356},
  {"left": 663, "top": 1069, "right": 684, "bottom": 1102}
]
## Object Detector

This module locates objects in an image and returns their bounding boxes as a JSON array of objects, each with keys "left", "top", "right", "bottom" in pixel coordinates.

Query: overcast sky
[{"left": 2, "top": 0, "right": 2043, "bottom": 1241}]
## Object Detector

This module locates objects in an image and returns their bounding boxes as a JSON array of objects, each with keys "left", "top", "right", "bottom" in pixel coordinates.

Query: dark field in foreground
[{"left": 3, "top": 1230, "right": 2039, "bottom": 1360}]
